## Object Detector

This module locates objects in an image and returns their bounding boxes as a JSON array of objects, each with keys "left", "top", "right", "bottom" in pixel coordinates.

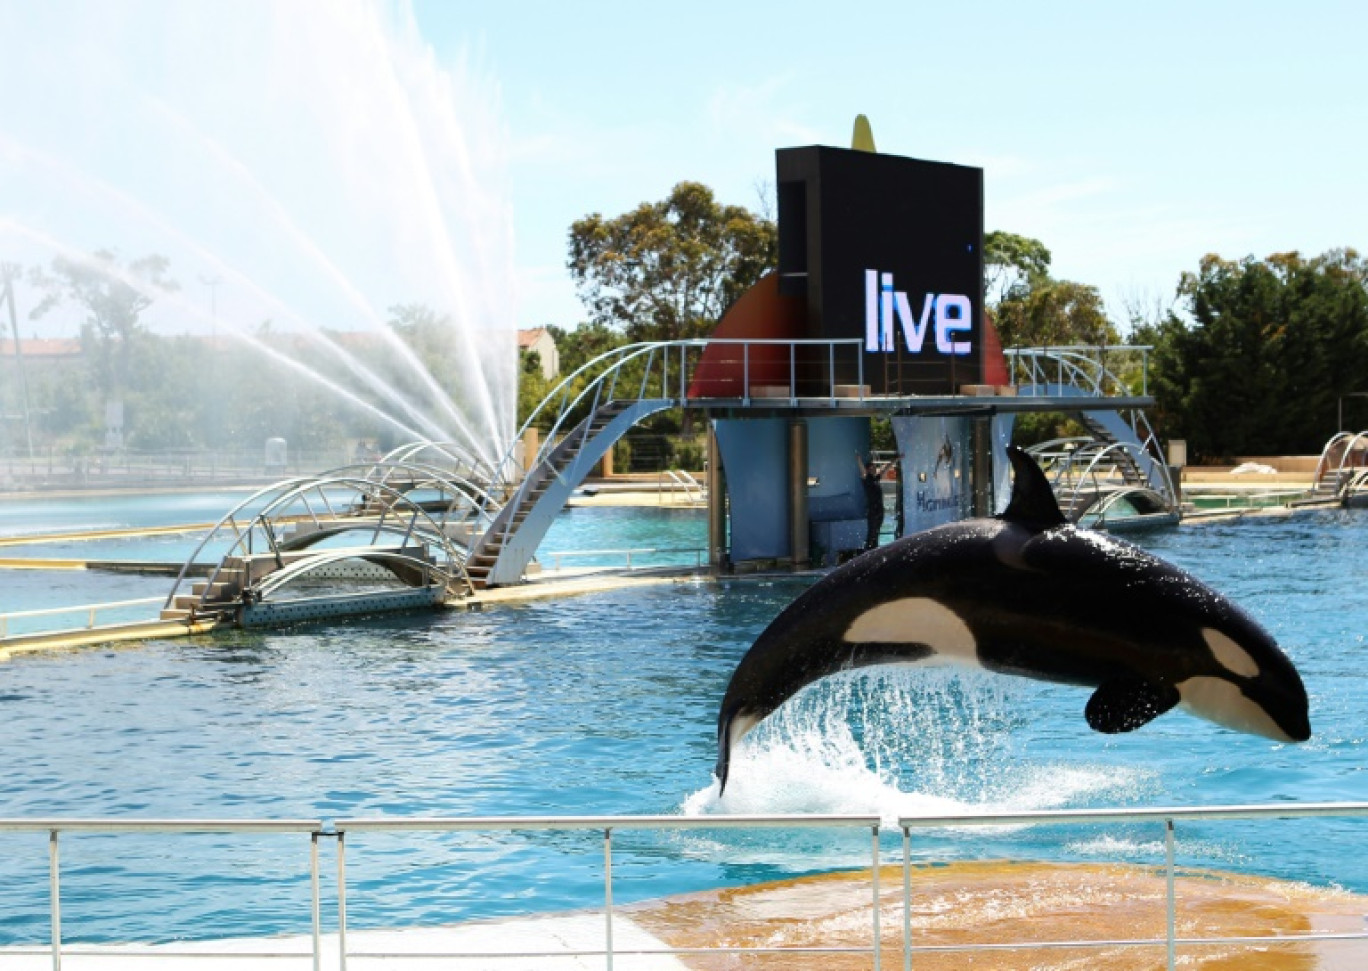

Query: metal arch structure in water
[
  {"left": 162, "top": 460, "right": 497, "bottom": 625},
  {"left": 1027, "top": 437, "right": 1182, "bottom": 531}
]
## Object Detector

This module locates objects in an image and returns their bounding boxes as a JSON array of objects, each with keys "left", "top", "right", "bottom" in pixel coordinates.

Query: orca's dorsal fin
[{"left": 1001, "top": 445, "right": 1067, "bottom": 529}]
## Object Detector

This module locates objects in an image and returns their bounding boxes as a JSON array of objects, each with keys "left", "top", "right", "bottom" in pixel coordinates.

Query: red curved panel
[{"left": 687, "top": 272, "right": 808, "bottom": 399}]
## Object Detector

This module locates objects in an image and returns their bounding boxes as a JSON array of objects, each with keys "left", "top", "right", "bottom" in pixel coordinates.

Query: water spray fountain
[{"left": 0, "top": 0, "right": 518, "bottom": 466}]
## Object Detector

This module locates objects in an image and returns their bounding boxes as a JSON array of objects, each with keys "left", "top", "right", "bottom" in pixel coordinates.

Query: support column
[
  {"left": 788, "top": 419, "right": 810, "bottom": 568},
  {"left": 520, "top": 426, "right": 540, "bottom": 484},
  {"left": 706, "top": 423, "right": 728, "bottom": 571},
  {"left": 971, "top": 417, "right": 993, "bottom": 517}
]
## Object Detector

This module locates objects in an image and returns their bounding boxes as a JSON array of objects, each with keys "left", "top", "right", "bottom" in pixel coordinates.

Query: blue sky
[
  {"left": 415, "top": 0, "right": 1366, "bottom": 331},
  {"left": 1, "top": 1, "right": 1362, "bottom": 340}
]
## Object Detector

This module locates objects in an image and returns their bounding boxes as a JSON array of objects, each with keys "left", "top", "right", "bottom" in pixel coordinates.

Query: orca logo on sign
[{"left": 864, "top": 270, "right": 972, "bottom": 356}]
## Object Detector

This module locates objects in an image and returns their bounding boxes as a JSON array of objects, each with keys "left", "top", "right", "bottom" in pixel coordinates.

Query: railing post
[
  {"left": 311, "top": 832, "right": 322, "bottom": 971},
  {"left": 871, "top": 825, "right": 882, "bottom": 971},
  {"left": 337, "top": 830, "right": 348, "bottom": 971},
  {"left": 828, "top": 343, "right": 836, "bottom": 406},
  {"left": 789, "top": 342, "right": 797, "bottom": 406},
  {"left": 49, "top": 829, "right": 61, "bottom": 971},
  {"left": 743, "top": 343, "right": 751, "bottom": 404},
  {"left": 902, "top": 826, "right": 911, "bottom": 971},
  {"left": 1165, "top": 818, "right": 1176, "bottom": 971},
  {"left": 604, "top": 827, "right": 614, "bottom": 971}
]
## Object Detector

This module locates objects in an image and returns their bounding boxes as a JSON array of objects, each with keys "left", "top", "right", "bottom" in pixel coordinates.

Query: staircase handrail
[
  {"left": 492, "top": 341, "right": 681, "bottom": 492},
  {"left": 1005, "top": 345, "right": 1152, "bottom": 398},
  {"left": 1312, "top": 430, "right": 1368, "bottom": 492},
  {"left": 492, "top": 337, "right": 866, "bottom": 497}
]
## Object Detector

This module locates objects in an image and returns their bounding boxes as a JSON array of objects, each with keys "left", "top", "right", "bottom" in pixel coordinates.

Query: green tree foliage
[
  {"left": 30, "top": 250, "right": 178, "bottom": 395},
  {"left": 993, "top": 279, "right": 1119, "bottom": 349},
  {"left": 984, "top": 231, "right": 1119, "bottom": 350},
  {"left": 514, "top": 322, "right": 630, "bottom": 433},
  {"left": 517, "top": 348, "right": 552, "bottom": 428},
  {"left": 567, "top": 181, "right": 778, "bottom": 342},
  {"left": 1146, "top": 249, "right": 1368, "bottom": 461},
  {"left": 547, "top": 321, "right": 627, "bottom": 377},
  {"left": 984, "top": 230, "right": 1052, "bottom": 306}
]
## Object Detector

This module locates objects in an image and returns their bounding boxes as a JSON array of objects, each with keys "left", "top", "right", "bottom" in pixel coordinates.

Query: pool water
[{"left": 0, "top": 498, "right": 1366, "bottom": 944}]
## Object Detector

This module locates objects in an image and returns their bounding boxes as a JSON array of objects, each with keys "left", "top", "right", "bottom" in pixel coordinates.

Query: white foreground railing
[{"left": 3, "top": 803, "right": 1368, "bottom": 970}]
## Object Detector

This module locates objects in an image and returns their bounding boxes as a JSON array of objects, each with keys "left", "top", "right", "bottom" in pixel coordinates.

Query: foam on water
[{"left": 683, "top": 667, "right": 1155, "bottom": 825}]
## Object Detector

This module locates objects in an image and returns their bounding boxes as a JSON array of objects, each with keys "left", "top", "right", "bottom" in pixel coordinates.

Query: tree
[
  {"left": 547, "top": 321, "right": 627, "bottom": 377},
  {"left": 984, "top": 230, "right": 1052, "bottom": 307},
  {"left": 567, "top": 181, "right": 778, "bottom": 343},
  {"left": 984, "top": 231, "right": 1119, "bottom": 350},
  {"left": 1146, "top": 249, "right": 1368, "bottom": 461},
  {"left": 992, "top": 279, "right": 1120, "bottom": 349},
  {"left": 29, "top": 250, "right": 178, "bottom": 396}
]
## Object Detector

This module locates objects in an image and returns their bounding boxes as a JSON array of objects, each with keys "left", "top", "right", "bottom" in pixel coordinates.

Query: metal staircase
[
  {"left": 1076, "top": 411, "right": 1157, "bottom": 488},
  {"left": 1308, "top": 431, "right": 1368, "bottom": 504},
  {"left": 465, "top": 398, "right": 674, "bottom": 588},
  {"left": 1008, "top": 346, "right": 1179, "bottom": 521}
]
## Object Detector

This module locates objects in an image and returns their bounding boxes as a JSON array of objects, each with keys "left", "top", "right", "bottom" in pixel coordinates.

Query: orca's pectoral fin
[{"left": 1084, "top": 677, "right": 1181, "bottom": 734}]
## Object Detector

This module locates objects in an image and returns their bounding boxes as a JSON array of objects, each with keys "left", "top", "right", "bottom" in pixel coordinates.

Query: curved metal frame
[
  {"left": 249, "top": 548, "right": 453, "bottom": 602},
  {"left": 1076, "top": 484, "right": 1178, "bottom": 528},
  {"left": 1027, "top": 438, "right": 1179, "bottom": 524},
  {"left": 377, "top": 441, "right": 495, "bottom": 487},
  {"left": 164, "top": 466, "right": 480, "bottom": 614},
  {"left": 1313, "top": 431, "right": 1368, "bottom": 495},
  {"left": 1005, "top": 345, "right": 1152, "bottom": 399}
]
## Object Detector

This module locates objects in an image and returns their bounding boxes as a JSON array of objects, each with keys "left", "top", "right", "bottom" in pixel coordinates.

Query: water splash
[
  {"left": 684, "top": 667, "right": 1154, "bottom": 824},
  {"left": 0, "top": 0, "right": 516, "bottom": 461}
]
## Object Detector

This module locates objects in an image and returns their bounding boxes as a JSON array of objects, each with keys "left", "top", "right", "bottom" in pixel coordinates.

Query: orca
[{"left": 714, "top": 445, "right": 1310, "bottom": 794}]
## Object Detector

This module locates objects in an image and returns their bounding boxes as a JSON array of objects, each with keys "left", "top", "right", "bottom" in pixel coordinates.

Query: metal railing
[
  {"left": 0, "top": 818, "right": 326, "bottom": 970},
  {"left": 499, "top": 338, "right": 868, "bottom": 491},
  {"left": 0, "top": 596, "right": 164, "bottom": 639},
  {"left": 1006, "top": 345, "right": 1152, "bottom": 398},
  {"left": 5, "top": 805, "right": 1368, "bottom": 969},
  {"left": 336, "top": 814, "right": 883, "bottom": 969},
  {"left": 898, "top": 802, "right": 1368, "bottom": 968},
  {"left": 657, "top": 468, "right": 704, "bottom": 504}
]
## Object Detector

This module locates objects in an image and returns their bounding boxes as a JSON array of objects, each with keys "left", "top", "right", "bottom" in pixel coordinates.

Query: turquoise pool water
[{"left": 0, "top": 497, "right": 1365, "bottom": 943}]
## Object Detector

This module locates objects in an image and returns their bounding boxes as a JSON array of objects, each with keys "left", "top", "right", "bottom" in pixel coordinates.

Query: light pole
[
  {"left": 1, "top": 263, "right": 34, "bottom": 461},
  {"left": 1338, "top": 392, "right": 1368, "bottom": 433}
]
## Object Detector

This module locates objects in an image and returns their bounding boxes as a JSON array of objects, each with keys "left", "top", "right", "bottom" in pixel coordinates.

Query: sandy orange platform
[{"left": 627, "top": 860, "right": 1368, "bottom": 970}]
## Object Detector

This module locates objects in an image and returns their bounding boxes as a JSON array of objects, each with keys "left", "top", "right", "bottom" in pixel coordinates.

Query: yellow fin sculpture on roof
[{"left": 851, "top": 114, "right": 876, "bottom": 152}]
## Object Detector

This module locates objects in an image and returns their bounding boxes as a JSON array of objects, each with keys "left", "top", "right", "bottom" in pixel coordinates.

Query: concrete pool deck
[
  {"left": 5, "top": 861, "right": 1368, "bottom": 969},
  {"left": 0, "top": 914, "right": 689, "bottom": 969}
]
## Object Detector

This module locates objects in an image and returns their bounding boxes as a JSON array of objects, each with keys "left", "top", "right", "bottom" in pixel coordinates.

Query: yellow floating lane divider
[
  {"left": 0, "top": 521, "right": 219, "bottom": 547},
  {"left": 0, "top": 557, "right": 88, "bottom": 570},
  {"left": 0, "top": 616, "right": 222, "bottom": 659}
]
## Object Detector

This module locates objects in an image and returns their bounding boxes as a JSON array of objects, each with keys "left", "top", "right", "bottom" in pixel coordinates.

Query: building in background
[{"left": 517, "top": 327, "right": 560, "bottom": 381}]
